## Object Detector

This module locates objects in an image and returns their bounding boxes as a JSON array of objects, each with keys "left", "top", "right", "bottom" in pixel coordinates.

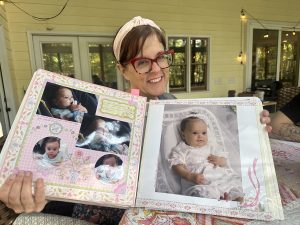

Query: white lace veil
[{"left": 156, "top": 106, "right": 228, "bottom": 194}]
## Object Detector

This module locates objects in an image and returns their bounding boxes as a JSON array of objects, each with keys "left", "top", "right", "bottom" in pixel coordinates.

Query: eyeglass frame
[{"left": 125, "top": 49, "right": 175, "bottom": 74}]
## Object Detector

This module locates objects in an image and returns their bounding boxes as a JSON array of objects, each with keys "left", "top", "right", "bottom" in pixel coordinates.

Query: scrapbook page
[
  {"left": 0, "top": 69, "right": 283, "bottom": 220},
  {"left": 0, "top": 69, "right": 147, "bottom": 208},
  {"left": 136, "top": 98, "right": 284, "bottom": 221}
]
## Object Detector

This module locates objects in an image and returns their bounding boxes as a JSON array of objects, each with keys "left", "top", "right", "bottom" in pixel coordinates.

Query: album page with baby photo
[
  {"left": 0, "top": 69, "right": 147, "bottom": 209},
  {"left": 0, "top": 69, "right": 283, "bottom": 221},
  {"left": 136, "top": 98, "right": 283, "bottom": 221}
]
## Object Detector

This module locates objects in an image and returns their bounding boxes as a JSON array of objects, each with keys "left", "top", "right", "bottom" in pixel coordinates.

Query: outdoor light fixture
[
  {"left": 238, "top": 9, "right": 246, "bottom": 65},
  {"left": 237, "top": 51, "right": 243, "bottom": 64},
  {"left": 240, "top": 9, "right": 246, "bottom": 20}
]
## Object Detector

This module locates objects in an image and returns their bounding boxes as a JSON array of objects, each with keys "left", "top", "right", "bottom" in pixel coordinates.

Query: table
[{"left": 262, "top": 101, "right": 277, "bottom": 113}]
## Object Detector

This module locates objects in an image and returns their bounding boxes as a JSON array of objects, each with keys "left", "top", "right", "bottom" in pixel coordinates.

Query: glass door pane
[
  {"left": 252, "top": 29, "right": 278, "bottom": 83},
  {"left": 190, "top": 38, "right": 208, "bottom": 90},
  {"left": 251, "top": 29, "right": 279, "bottom": 99},
  {"left": 41, "top": 43, "right": 75, "bottom": 75},
  {"left": 168, "top": 37, "right": 187, "bottom": 92},
  {"left": 280, "top": 31, "right": 300, "bottom": 87},
  {"left": 33, "top": 36, "right": 82, "bottom": 79},
  {"left": 79, "top": 37, "right": 121, "bottom": 90}
]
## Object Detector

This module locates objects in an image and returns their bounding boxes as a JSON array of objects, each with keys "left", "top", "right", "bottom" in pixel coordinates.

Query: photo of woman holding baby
[
  {"left": 94, "top": 154, "right": 124, "bottom": 183},
  {"left": 76, "top": 115, "right": 131, "bottom": 155},
  {"left": 36, "top": 82, "right": 98, "bottom": 123}
]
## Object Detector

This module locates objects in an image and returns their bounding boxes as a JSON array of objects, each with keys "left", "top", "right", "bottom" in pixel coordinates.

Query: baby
[
  {"left": 50, "top": 86, "right": 87, "bottom": 123},
  {"left": 95, "top": 154, "right": 124, "bottom": 183},
  {"left": 169, "top": 116, "right": 244, "bottom": 202},
  {"left": 77, "top": 118, "right": 129, "bottom": 155},
  {"left": 41, "top": 137, "right": 64, "bottom": 167}
]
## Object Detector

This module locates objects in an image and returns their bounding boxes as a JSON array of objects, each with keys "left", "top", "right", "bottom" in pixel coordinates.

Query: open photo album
[{"left": 0, "top": 69, "right": 283, "bottom": 221}]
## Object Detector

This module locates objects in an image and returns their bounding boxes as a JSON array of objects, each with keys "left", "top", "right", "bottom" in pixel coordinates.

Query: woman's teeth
[{"left": 149, "top": 77, "right": 162, "bottom": 83}]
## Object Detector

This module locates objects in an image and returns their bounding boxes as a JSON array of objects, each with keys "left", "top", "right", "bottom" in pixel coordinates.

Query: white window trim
[{"left": 0, "top": 26, "right": 17, "bottom": 130}]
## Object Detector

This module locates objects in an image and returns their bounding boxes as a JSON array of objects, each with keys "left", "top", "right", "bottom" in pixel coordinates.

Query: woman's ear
[{"left": 117, "top": 64, "right": 130, "bottom": 81}]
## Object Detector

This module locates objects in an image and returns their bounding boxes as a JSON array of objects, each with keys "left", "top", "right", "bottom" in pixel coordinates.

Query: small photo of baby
[
  {"left": 37, "top": 82, "right": 98, "bottom": 123},
  {"left": 94, "top": 154, "right": 124, "bottom": 183},
  {"left": 33, "top": 136, "right": 66, "bottom": 167},
  {"left": 76, "top": 115, "right": 131, "bottom": 155}
]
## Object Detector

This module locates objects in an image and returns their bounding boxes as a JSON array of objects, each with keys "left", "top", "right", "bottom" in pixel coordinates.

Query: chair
[{"left": 277, "top": 87, "right": 300, "bottom": 110}]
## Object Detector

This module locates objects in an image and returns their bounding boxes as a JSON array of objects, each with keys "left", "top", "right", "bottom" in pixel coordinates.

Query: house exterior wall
[
  {"left": 3, "top": 0, "right": 300, "bottom": 104},
  {"left": 0, "top": 4, "right": 17, "bottom": 123}
]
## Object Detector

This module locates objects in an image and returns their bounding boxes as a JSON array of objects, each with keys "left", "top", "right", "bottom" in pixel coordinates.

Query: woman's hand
[
  {"left": 260, "top": 110, "right": 272, "bottom": 133},
  {"left": 0, "top": 171, "right": 47, "bottom": 213}
]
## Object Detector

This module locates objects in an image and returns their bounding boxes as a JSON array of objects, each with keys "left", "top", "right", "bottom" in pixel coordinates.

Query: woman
[{"left": 0, "top": 16, "right": 271, "bottom": 223}]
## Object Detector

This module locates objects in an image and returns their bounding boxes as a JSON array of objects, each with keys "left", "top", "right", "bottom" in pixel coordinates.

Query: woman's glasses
[{"left": 127, "top": 49, "right": 174, "bottom": 74}]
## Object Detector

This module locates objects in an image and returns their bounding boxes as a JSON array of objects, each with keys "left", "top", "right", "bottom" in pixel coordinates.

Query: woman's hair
[
  {"left": 116, "top": 25, "right": 166, "bottom": 65},
  {"left": 180, "top": 116, "right": 206, "bottom": 132},
  {"left": 40, "top": 136, "right": 61, "bottom": 153}
]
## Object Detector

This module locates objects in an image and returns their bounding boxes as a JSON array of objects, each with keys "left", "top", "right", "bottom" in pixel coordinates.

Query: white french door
[{"left": 31, "top": 35, "right": 124, "bottom": 90}]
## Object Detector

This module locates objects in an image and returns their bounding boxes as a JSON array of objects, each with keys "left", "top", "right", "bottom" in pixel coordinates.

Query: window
[
  {"left": 168, "top": 36, "right": 209, "bottom": 92},
  {"left": 250, "top": 28, "right": 300, "bottom": 99}
]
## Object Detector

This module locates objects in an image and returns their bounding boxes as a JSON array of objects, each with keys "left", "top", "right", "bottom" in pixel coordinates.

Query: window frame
[{"left": 167, "top": 35, "right": 210, "bottom": 93}]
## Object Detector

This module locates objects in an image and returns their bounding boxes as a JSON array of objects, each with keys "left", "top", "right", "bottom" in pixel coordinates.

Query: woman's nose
[{"left": 150, "top": 61, "right": 161, "bottom": 72}]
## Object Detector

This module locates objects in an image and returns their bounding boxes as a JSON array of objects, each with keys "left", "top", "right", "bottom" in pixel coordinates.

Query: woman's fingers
[
  {"left": 34, "top": 178, "right": 47, "bottom": 212},
  {"left": 0, "top": 171, "right": 47, "bottom": 214},
  {"left": 20, "top": 171, "right": 36, "bottom": 213},
  {"left": 9, "top": 171, "right": 25, "bottom": 213},
  {"left": 0, "top": 174, "right": 17, "bottom": 204},
  {"left": 260, "top": 110, "right": 272, "bottom": 133}
]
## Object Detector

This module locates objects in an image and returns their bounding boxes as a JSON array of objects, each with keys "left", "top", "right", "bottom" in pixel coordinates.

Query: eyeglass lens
[{"left": 134, "top": 52, "right": 173, "bottom": 74}]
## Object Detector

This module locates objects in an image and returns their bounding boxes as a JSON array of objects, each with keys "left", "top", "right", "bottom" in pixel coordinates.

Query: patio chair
[{"left": 276, "top": 86, "right": 300, "bottom": 110}]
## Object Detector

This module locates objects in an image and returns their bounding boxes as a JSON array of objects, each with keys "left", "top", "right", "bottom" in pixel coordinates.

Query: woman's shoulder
[{"left": 158, "top": 92, "right": 176, "bottom": 100}]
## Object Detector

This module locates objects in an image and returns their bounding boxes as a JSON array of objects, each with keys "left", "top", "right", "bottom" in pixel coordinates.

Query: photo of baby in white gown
[
  {"left": 155, "top": 105, "right": 244, "bottom": 203},
  {"left": 169, "top": 116, "right": 244, "bottom": 202}
]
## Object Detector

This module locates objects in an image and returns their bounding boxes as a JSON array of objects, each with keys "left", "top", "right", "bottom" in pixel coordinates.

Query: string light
[{"left": 0, "top": 0, "right": 69, "bottom": 21}]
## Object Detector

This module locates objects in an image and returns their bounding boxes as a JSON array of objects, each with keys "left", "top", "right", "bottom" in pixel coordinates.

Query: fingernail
[
  {"left": 9, "top": 174, "right": 16, "bottom": 180},
  {"left": 17, "top": 171, "right": 25, "bottom": 176},
  {"left": 25, "top": 171, "right": 32, "bottom": 176}
]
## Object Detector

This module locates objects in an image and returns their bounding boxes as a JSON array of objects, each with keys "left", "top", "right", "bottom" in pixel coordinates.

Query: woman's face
[{"left": 119, "top": 35, "right": 169, "bottom": 100}]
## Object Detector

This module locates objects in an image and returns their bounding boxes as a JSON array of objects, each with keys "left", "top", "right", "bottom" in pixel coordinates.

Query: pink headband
[{"left": 113, "top": 16, "right": 161, "bottom": 62}]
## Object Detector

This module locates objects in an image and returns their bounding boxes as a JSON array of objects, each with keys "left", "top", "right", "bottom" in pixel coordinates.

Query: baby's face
[
  {"left": 182, "top": 119, "right": 208, "bottom": 148},
  {"left": 95, "top": 121, "right": 110, "bottom": 139},
  {"left": 54, "top": 88, "right": 74, "bottom": 108},
  {"left": 45, "top": 141, "right": 60, "bottom": 159},
  {"left": 103, "top": 156, "right": 117, "bottom": 167}
]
